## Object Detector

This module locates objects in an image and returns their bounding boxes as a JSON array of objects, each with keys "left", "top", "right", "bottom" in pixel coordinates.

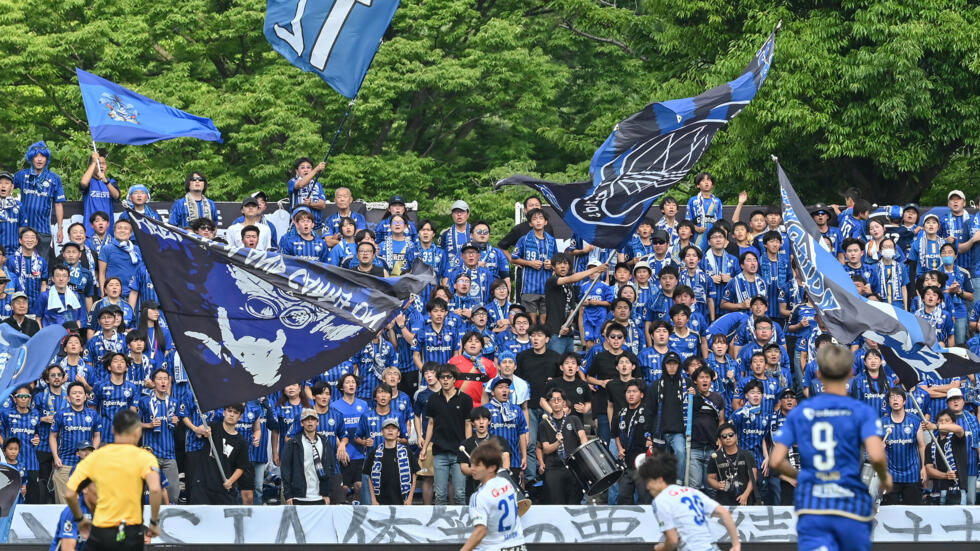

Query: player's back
[
  {"left": 653, "top": 485, "right": 721, "bottom": 551},
  {"left": 469, "top": 474, "right": 526, "bottom": 551},
  {"left": 774, "top": 392, "right": 883, "bottom": 520}
]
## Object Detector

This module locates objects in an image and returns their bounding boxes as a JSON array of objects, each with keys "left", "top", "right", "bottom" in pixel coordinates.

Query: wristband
[
  {"left": 74, "top": 516, "right": 84, "bottom": 523},
  {"left": 150, "top": 518, "right": 159, "bottom": 526}
]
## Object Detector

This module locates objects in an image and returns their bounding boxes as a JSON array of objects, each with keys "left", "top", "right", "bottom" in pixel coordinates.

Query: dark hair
[
  {"left": 460, "top": 330, "right": 483, "bottom": 348},
  {"left": 551, "top": 252, "right": 572, "bottom": 267},
  {"left": 469, "top": 440, "right": 504, "bottom": 471},
  {"left": 659, "top": 196, "right": 678, "bottom": 207},
  {"left": 523, "top": 195, "right": 542, "bottom": 210},
  {"left": 436, "top": 364, "right": 459, "bottom": 380},
  {"left": 852, "top": 199, "right": 872, "bottom": 216},
  {"left": 88, "top": 211, "right": 111, "bottom": 224},
  {"left": 742, "top": 379, "right": 764, "bottom": 394},
  {"left": 680, "top": 245, "right": 702, "bottom": 260},
  {"left": 292, "top": 157, "right": 314, "bottom": 174},
  {"left": 547, "top": 388, "right": 568, "bottom": 402},
  {"left": 693, "top": 366, "right": 716, "bottom": 381},
  {"left": 312, "top": 381, "right": 331, "bottom": 396},
  {"left": 657, "top": 265, "right": 679, "bottom": 279},
  {"left": 354, "top": 229, "right": 376, "bottom": 243},
  {"left": 625, "top": 379, "right": 645, "bottom": 393},
  {"left": 338, "top": 372, "right": 360, "bottom": 391},
  {"left": 67, "top": 381, "right": 87, "bottom": 394},
  {"left": 138, "top": 303, "right": 166, "bottom": 356},
  {"left": 276, "top": 383, "right": 312, "bottom": 408},
  {"left": 673, "top": 285, "right": 695, "bottom": 299},
  {"left": 184, "top": 171, "right": 208, "bottom": 193},
  {"left": 605, "top": 322, "right": 626, "bottom": 338},
  {"left": 668, "top": 303, "right": 691, "bottom": 319},
  {"left": 610, "top": 297, "right": 633, "bottom": 313},
  {"left": 421, "top": 361, "right": 440, "bottom": 374},
  {"left": 241, "top": 225, "right": 260, "bottom": 239},
  {"left": 753, "top": 316, "right": 774, "bottom": 330},
  {"left": 739, "top": 250, "right": 758, "bottom": 264},
  {"left": 637, "top": 449, "right": 678, "bottom": 483},
  {"left": 417, "top": 219, "right": 438, "bottom": 234},
  {"left": 113, "top": 408, "right": 142, "bottom": 436},
  {"left": 125, "top": 330, "right": 147, "bottom": 345},
  {"left": 528, "top": 324, "right": 550, "bottom": 338},
  {"left": 886, "top": 386, "right": 906, "bottom": 401},
  {"left": 526, "top": 208, "right": 547, "bottom": 221},
  {"left": 763, "top": 230, "right": 783, "bottom": 244},
  {"left": 426, "top": 298, "right": 449, "bottom": 313},
  {"left": 694, "top": 172, "right": 714, "bottom": 186},
  {"left": 51, "top": 263, "right": 69, "bottom": 276},
  {"left": 374, "top": 382, "right": 393, "bottom": 398},
  {"left": 224, "top": 403, "right": 245, "bottom": 414},
  {"left": 470, "top": 406, "right": 492, "bottom": 421},
  {"left": 150, "top": 367, "right": 169, "bottom": 380},
  {"left": 677, "top": 220, "right": 697, "bottom": 234},
  {"left": 2, "top": 437, "right": 20, "bottom": 451},
  {"left": 842, "top": 237, "right": 864, "bottom": 252},
  {"left": 717, "top": 422, "right": 736, "bottom": 440},
  {"left": 559, "top": 352, "right": 580, "bottom": 367},
  {"left": 489, "top": 278, "right": 509, "bottom": 297},
  {"left": 512, "top": 312, "right": 532, "bottom": 326}
]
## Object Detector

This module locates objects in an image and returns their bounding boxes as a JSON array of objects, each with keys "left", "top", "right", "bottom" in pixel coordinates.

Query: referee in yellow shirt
[{"left": 65, "top": 409, "right": 163, "bottom": 550}]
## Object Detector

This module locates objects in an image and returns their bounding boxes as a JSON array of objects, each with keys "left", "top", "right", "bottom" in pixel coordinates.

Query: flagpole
[
  {"left": 90, "top": 139, "right": 103, "bottom": 176},
  {"left": 320, "top": 39, "right": 383, "bottom": 166},
  {"left": 905, "top": 386, "right": 953, "bottom": 472},
  {"left": 190, "top": 390, "right": 229, "bottom": 483},
  {"left": 559, "top": 253, "right": 617, "bottom": 334}
]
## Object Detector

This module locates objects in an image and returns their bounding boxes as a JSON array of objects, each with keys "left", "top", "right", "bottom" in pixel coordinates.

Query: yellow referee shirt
[{"left": 67, "top": 443, "right": 159, "bottom": 528}]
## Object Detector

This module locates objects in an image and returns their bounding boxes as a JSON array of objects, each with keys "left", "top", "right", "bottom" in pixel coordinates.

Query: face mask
[
  {"left": 942, "top": 256, "right": 956, "bottom": 266},
  {"left": 880, "top": 249, "right": 896, "bottom": 260}
]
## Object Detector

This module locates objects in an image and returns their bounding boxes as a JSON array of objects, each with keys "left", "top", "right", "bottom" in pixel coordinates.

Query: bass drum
[{"left": 566, "top": 439, "right": 624, "bottom": 496}]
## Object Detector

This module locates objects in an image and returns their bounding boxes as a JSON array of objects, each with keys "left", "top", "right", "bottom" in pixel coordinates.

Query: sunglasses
[
  {"left": 475, "top": 229, "right": 489, "bottom": 236},
  {"left": 652, "top": 240, "right": 667, "bottom": 245},
  {"left": 13, "top": 393, "right": 30, "bottom": 399},
  {"left": 607, "top": 334, "right": 625, "bottom": 340},
  {"left": 438, "top": 374, "right": 455, "bottom": 380},
  {"left": 720, "top": 433, "right": 736, "bottom": 438},
  {"left": 190, "top": 176, "right": 206, "bottom": 182}
]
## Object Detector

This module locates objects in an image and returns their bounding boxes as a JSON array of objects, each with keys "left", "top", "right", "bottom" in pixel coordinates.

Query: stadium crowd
[{"left": 1, "top": 141, "right": 980, "bottom": 513}]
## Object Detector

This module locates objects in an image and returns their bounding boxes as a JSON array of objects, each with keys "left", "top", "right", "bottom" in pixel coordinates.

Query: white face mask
[{"left": 881, "top": 249, "right": 896, "bottom": 260}]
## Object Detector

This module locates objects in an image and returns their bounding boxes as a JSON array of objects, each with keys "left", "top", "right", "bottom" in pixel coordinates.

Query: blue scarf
[{"left": 371, "top": 443, "right": 412, "bottom": 499}]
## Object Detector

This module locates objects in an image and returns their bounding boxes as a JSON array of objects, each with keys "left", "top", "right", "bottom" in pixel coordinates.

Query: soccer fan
[
  {"left": 686, "top": 172, "right": 723, "bottom": 250},
  {"left": 79, "top": 149, "right": 119, "bottom": 235},
  {"left": 50, "top": 382, "right": 102, "bottom": 503},
  {"left": 138, "top": 368, "right": 180, "bottom": 504},
  {"left": 118, "top": 184, "right": 161, "bottom": 223},
  {"left": 542, "top": 352, "right": 591, "bottom": 422},
  {"left": 363, "top": 418, "right": 417, "bottom": 505},
  {"left": 688, "top": 366, "right": 725, "bottom": 491},
  {"left": 14, "top": 142, "right": 65, "bottom": 260},
  {"left": 770, "top": 344, "right": 890, "bottom": 551},
  {"left": 646, "top": 352, "right": 686, "bottom": 482},
  {"left": 281, "top": 407, "right": 339, "bottom": 505},
  {"left": 0, "top": 172, "right": 22, "bottom": 257},
  {"left": 90, "top": 353, "right": 140, "bottom": 444},
  {"left": 324, "top": 187, "right": 367, "bottom": 245},
  {"left": 226, "top": 196, "right": 275, "bottom": 250},
  {"left": 8, "top": 227, "right": 48, "bottom": 312},
  {"left": 194, "top": 404, "right": 250, "bottom": 505},
  {"left": 287, "top": 157, "right": 328, "bottom": 230},
  {"left": 511, "top": 208, "right": 556, "bottom": 324},
  {"left": 486, "top": 379, "right": 529, "bottom": 483},
  {"left": 880, "top": 386, "right": 926, "bottom": 505},
  {"left": 33, "top": 264, "right": 85, "bottom": 329},
  {"left": 707, "top": 422, "right": 758, "bottom": 506},
  {"left": 420, "top": 364, "right": 473, "bottom": 505},
  {"left": 537, "top": 389, "right": 587, "bottom": 504},
  {"left": 613, "top": 379, "right": 652, "bottom": 504},
  {"left": 721, "top": 251, "right": 767, "bottom": 313},
  {"left": 439, "top": 200, "right": 472, "bottom": 270},
  {"left": 279, "top": 207, "right": 329, "bottom": 262},
  {"left": 168, "top": 171, "right": 217, "bottom": 228}
]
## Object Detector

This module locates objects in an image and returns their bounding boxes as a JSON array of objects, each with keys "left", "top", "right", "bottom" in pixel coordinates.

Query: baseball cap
[
  {"left": 947, "top": 388, "right": 964, "bottom": 400},
  {"left": 948, "top": 190, "right": 966, "bottom": 201},
  {"left": 241, "top": 196, "right": 259, "bottom": 207},
  {"left": 300, "top": 408, "right": 318, "bottom": 421},
  {"left": 451, "top": 200, "right": 470, "bottom": 212},
  {"left": 388, "top": 195, "right": 406, "bottom": 206},
  {"left": 250, "top": 190, "right": 268, "bottom": 201},
  {"left": 382, "top": 417, "right": 401, "bottom": 429},
  {"left": 651, "top": 229, "right": 670, "bottom": 243},
  {"left": 460, "top": 242, "right": 479, "bottom": 253},
  {"left": 141, "top": 299, "right": 161, "bottom": 310},
  {"left": 922, "top": 213, "right": 940, "bottom": 224},
  {"left": 471, "top": 305, "right": 488, "bottom": 317},
  {"left": 633, "top": 261, "right": 652, "bottom": 274},
  {"left": 779, "top": 388, "right": 796, "bottom": 399},
  {"left": 292, "top": 206, "right": 313, "bottom": 219},
  {"left": 809, "top": 203, "right": 831, "bottom": 216},
  {"left": 663, "top": 351, "right": 681, "bottom": 364},
  {"left": 587, "top": 258, "right": 603, "bottom": 268},
  {"left": 491, "top": 377, "right": 514, "bottom": 389},
  {"left": 77, "top": 440, "right": 95, "bottom": 451},
  {"left": 902, "top": 203, "right": 919, "bottom": 213},
  {"left": 8, "top": 291, "right": 26, "bottom": 302}
]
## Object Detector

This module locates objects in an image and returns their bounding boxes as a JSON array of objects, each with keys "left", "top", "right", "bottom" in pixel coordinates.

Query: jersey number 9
[{"left": 811, "top": 421, "right": 837, "bottom": 470}]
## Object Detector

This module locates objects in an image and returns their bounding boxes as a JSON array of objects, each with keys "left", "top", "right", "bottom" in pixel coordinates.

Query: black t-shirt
[
  {"left": 425, "top": 390, "right": 473, "bottom": 454},
  {"left": 587, "top": 349, "right": 639, "bottom": 414},
  {"left": 2, "top": 316, "right": 39, "bottom": 337},
  {"left": 363, "top": 445, "right": 420, "bottom": 505},
  {"left": 691, "top": 391, "right": 725, "bottom": 447},
  {"left": 707, "top": 448, "right": 756, "bottom": 500},
  {"left": 544, "top": 275, "right": 577, "bottom": 335},
  {"left": 605, "top": 378, "right": 644, "bottom": 417},
  {"left": 203, "top": 423, "right": 250, "bottom": 492},
  {"left": 611, "top": 405, "right": 653, "bottom": 466},
  {"left": 538, "top": 413, "right": 585, "bottom": 469},
  {"left": 544, "top": 378, "right": 592, "bottom": 421},
  {"left": 460, "top": 434, "right": 512, "bottom": 498},
  {"left": 515, "top": 348, "right": 561, "bottom": 405}
]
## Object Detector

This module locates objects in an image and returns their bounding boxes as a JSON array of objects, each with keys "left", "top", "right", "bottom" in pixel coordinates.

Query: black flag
[
  {"left": 0, "top": 464, "right": 20, "bottom": 518},
  {"left": 129, "top": 211, "right": 435, "bottom": 410},
  {"left": 879, "top": 345, "right": 980, "bottom": 389}
]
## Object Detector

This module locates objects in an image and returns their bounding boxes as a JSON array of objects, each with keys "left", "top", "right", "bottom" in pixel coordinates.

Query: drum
[
  {"left": 566, "top": 439, "right": 624, "bottom": 496},
  {"left": 498, "top": 469, "right": 531, "bottom": 517}
]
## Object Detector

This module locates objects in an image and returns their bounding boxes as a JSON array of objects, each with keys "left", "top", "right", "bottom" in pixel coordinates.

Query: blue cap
[
  {"left": 292, "top": 206, "right": 313, "bottom": 219},
  {"left": 25, "top": 141, "right": 50, "bottom": 164},
  {"left": 77, "top": 440, "right": 95, "bottom": 451},
  {"left": 497, "top": 351, "right": 516, "bottom": 363},
  {"left": 127, "top": 184, "right": 150, "bottom": 201}
]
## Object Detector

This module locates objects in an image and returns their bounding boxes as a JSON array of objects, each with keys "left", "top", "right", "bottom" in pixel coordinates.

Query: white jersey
[
  {"left": 469, "top": 474, "right": 526, "bottom": 551},
  {"left": 653, "top": 485, "right": 721, "bottom": 551}
]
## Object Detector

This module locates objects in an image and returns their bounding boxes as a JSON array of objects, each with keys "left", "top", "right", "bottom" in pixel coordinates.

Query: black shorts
[
  {"left": 238, "top": 464, "right": 255, "bottom": 491},
  {"left": 342, "top": 459, "right": 365, "bottom": 486}
]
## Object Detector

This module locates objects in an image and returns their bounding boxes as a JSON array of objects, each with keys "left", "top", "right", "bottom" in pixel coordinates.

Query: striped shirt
[
  {"left": 6, "top": 250, "right": 47, "bottom": 310},
  {"left": 81, "top": 178, "right": 118, "bottom": 236},
  {"left": 52, "top": 406, "right": 102, "bottom": 466},
  {"left": 138, "top": 394, "right": 178, "bottom": 459},
  {"left": 89, "top": 380, "right": 139, "bottom": 444},
  {"left": 278, "top": 234, "right": 329, "bottom": 263},
  {"left": 85, "top": 331, "right": 128, "bottom": 369},
  {"left": 177, "top": 397, "right": 206, "bottom": 453},
  {"left": 87, "top": 298, "right": 135, "bottom": 331},
  {"left": 354, "top": 340, "right": 397, "bottom": 401},
  {"left": 127, "top": 266, "right": 158, "bottom": 311},
  {"left": 2, "top": 407, "right": 41, "bottom": 471},
  {"left": 486, "top": 399, "right": 528, "bottom": 469},
  {"left": 413, "top": 320, "right": 460, "bottom": 366},
  {"left": 323, "top": 212, "right": 367, "bottom": 236},
  {"left": 881, "top": 412, "right": 922, "bottom": 483},
  {"left": 288, "top": 407, "right": 346, "bottom": 452},
  {"left": 356, "top": 408, "right": 407, "bottom": 451},
  {"left": 33, "top": 389, "right": 67, "bottom": 453},
  {"left": 273, "top": 401, "right": 306, "bottom": 454},
  {"left": 447, "top": 265, "right": 494, "bottom": 305},
  {"left": 512, "top": 231, "right": 556, "bottom": 295},
  {"left": 13, "top": 168, "right": 65, "bottom": 234},
  {"left": 168, "top": 197, "right": 217, "bottom": 228},
  {"left": 731, "top": 404, "right": 770, "bottom": 468},
  {"left": 287, "top": 177, "right": 326, "bottom": 228},
  {"left": 65, "top": 262, "right": 96, "bottom": 300},
  {"left": 0, "top": 197, "right": 21, "bottom": 253}
]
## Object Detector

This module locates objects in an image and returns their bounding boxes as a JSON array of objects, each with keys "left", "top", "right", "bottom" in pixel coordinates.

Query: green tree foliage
[{"left": 0, "top": 0, "right": 976, "bottom": 237}]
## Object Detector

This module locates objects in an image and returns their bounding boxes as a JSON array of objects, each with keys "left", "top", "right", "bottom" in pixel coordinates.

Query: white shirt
[
  {"left": 482, "top": 375, "right": 531, "bottom": 406},
  {"left": 653, "top": 485, "right": 721, "bottom": 551},
  {"left": 226, "top": 220, "right": 274, "bottom": 251},
  {"left": 469, "top": 474, "right": 526, "bottom": 551},
  {"left": 301, "top": 435, "right": 323, "bottom": 502}
]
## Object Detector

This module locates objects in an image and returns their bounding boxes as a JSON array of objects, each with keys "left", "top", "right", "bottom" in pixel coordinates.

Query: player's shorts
[
  {"left": 520, "top": 293, "right": 546, "bottom": 314},
  {"left": 796, "top": 514, "right": 871, "bottom": 551}
]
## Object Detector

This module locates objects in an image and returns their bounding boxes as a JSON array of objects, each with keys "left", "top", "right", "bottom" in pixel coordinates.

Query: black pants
[
  {"left": 617, "top": 468, "right": 650, "bottom": 505},
  {"left": 293, "top": 498, "right": 326, "bottom": 505},
  {"left": 543, "top": 465, "right": 581, "bottom": 504},
  {"left": 88, "top": 524, "right": 145, "bottom": 551},
  {"left": 780, "top": 480, "right": 795, "bottom": 506},
  {"left": 882, "top": 482, "right": 922, "bottom": 505},
  {"left": 36, "top": 450, "right": 54, "bottom": 504},
  {"left": 24, "top": 470, "right": 40, "bottom": 504},
  {"left": 184, "top": 449, "right": 206, "bottom": 504}
]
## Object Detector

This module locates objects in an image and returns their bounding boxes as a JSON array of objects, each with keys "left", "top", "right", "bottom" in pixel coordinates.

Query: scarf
[
  {"left": 128, "top": 355, "right": 153, "bottom": 388},
  {"left": 149, "top": 395, "right": 172, "bottom": 422},
  {"left": 15, "top": 249, "right": 42, "bottom": 291},
  {"left": 184, "top": 193, "right": 213, "bottom": 223},
  {"left": 172, "top": 352, "right": 188, "bottom": 383},
  {"left": 490, "top": 398, "right": 518, "bottom": 422},
  {"left": 917, "top": 234, "right": 942, "bottom": 272},
  {"left": 462, "top": 350, "right": 487, "bottom": 375},
  {"left": 80, "top": 245, "right": 96, "bottom": 270},
  {"left": 369, "top": 341, "right": 388, "bottom": 379},
  {"left": 382, "top": 238, "right": 411, "bottom": 276},
  {"left": 118, "top": 240, "right": 140, "bottom": 265},
  {"left": 46, "top": 288, "right": 81, "bottom": 316},
  {"left": 617, "top": 405, "right": 646, "bottom": 449},
  {"left": 877, "top": 261, "right": 903, "bottom": 304},
  {"left": 371, "top": 443, "right": 412, "bottom": 499},
  {"left": 732, "top": 273, "right": 767, "bottom": 304}
]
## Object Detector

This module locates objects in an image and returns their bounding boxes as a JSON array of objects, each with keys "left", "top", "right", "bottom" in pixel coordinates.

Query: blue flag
[
  {"left": 128, "top": 210, "right": 434, "bottom": 410},
  {"left": 0, "top": 325, "right": 68, "bottom": 407},
  {"left": 777, "top": 161, "right": 945, "bottom": 371},
  {"left": 76, "top": 68, "right": 223, "bottom": 145},
  {"left": 264, "top": 0, "right": 399, "bottom": 98},
  {"left": 496, "top": 26, "right": 777, "bottom": 249}
]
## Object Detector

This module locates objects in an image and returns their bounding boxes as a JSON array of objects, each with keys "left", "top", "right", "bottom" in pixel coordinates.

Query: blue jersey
[
  {"left": 0, "top": 197, "right": 21, "bottom": 254},
  {"left": 49, "top": 500, "right": 93, "bottom": 551},
  {"left": 33, "top": 289, "right": 86, "bottom": 327},
  {"left": 908, "top": 234, "right": 944, "bottom": 277},
  {"left": 85, "top": 331, "right": 128, "bottom": 370},
  {"left": 13, "top": 167, "right": 65, "bottom": 234},
  {"left": 88, "top": 298, "right": 135, "bottom": 331},
  {"left": 773, "top": 393, "right": 883, "bottom": 520},
  {"left": 447, "top": 265, "right": 494, "bottom": 305},
  {"left": 495, "top": 334, "right": 532, "bottom": 358},
  {"left": 278, "top": 233, "right": 329, "bottom": 263},
  {"left": 954, "top": 411, "right": 980, "bottom": 477},
  {"left": 81, "top": 178, "right": 118, "bottom": 236},
  {"left": 407, "top": 244, "right": 448, "bottom": 303},
  {"left": 33, "top": 389, "right": 67, "bottom": 453},
  {"left": 413, "top": 320, "right": 460, "bottom": 366},
  {"left": 333, "top": 397, "right": 370, "bottom": 460},
  {"left": 127, "top": 266, "right": 158, "bottom": 312},
  {"left": 323, "top": 211, "right": 367, "bottom": 237},
  {"left": 438, "top": 224, "right": 472, "bottom": 270},
  {"left": 177, "top": 397, "right": 206, "bottom": 453},
  {"left": 881, "top": 412, "right": 922, "bottom": 483},
  {"left": 168, "top": 197, "right": 217, "bottom": 228},
  {"left": 356, "top": 407, "right": 407, "bottom": 451},
  {"left": 848, "top": 371, "right": 894, "bottom": 417},
  {"left": 512, "top": 231, "right": 556, "bottom": 295},
  {"left": 52, "top": 406, "right": 102, "bottom": 466},
  {"left": 98, "top": 242, "right": 143, "bottom": 288},
  {"left": 89, "top": 380, "right": 139, "bottom": 444},
  {"left": 668, "top": 331, "right": 700, "bottom": 361},
  {"left": 378, "top": 238, "right": 414, "bottom": 276},
  {"left": 700, "top": 250, "right": 740, "bottom": 313},
  {"left": 327, "top": 239, "right": 357, "bottom": 266},
  {"left": 272, "top": 401, "right": 305, "bottom": 452},
  {"left": 872, "top": 261, "right": 909, "bottom": 307},
  {"left": 678, "top": 267, "right": 711, "bottom": 318},
  {"left": 638, "top": 346, "right": 668, "bottom": 384},
  {"left": 65, "top": 262, "right": 96, "bottom": 300},
  {"left": 2, "top": 407, "right": 41, "bottom": 471},
  {"left": 287, "top": 177, "right": 326, "bottom": 228},
  {"left": 138, "top": 395, "right": 178, "bottom": 459},
  {"left": 7, "top": 249, "right": 47, "bottom": 310},
  {"left": 940, "top": 211, "right": 973, "bottom": 271},
  {"left": 722, "top": 273, "right": 767, "bottom": 306},
  {"left": 374, "top": 218, "right": 419, "bottom": 245},
  {"left": 354, "top": 340, "right": 398, "bottom": 401},
  {"left": 685, "top": 194, "right": 723, "bottom": 249},
  {"left": 487, "top": 399, "right": 528, "bottom": 469},
  {"left": 731, "top": 405, "right": 770, "bottom": 468},
  {"left": 758, "top": 253, "right": 792, "bottom": 319}
]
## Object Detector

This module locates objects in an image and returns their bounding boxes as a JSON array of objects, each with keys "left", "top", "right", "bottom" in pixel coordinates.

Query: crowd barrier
[{"left": 8, "top": 505, "right": 980, "bottom": 544}]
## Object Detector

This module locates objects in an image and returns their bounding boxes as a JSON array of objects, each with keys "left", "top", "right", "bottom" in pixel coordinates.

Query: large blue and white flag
[
  {"left": 0, "top": 325, "right": 68, "bottom": 408},
  {"left": 264, "top": 0, "right": 399, "bottom": 98},
  {"left": 128, "top": 210, "right": 434, "bottom": 410},
  {"left": 778, "top": 161, "right": 945, "bottom": 371},
  {"left": 496, "top": 26, "right": 777, "bottom": 249},
  {"left": 76, "top": 68, "right": 223, "bottom": 145}
]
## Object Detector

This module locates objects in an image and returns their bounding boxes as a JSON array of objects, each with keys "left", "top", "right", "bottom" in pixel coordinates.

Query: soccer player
[
  {"left": 639, "top": 448, "right": 740, "bottom": 551},
  {"left": 770, "top": 344, "right": 890, "bottom": 551},
  {"left": 459, "top": 441, "right": 527, "bottom": 551},
  {"left": 49, "top": 477, "right": 96, "bottom": 551}
]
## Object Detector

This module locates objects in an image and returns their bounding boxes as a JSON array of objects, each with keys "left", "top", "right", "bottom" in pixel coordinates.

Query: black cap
[
  {"left": 250, "top": 190, "right": 268, "bottom": 200},
  {"left": 651, "top": 229, "right": 670, "bottom": 243},
  {"left": 809, "top": 203, "right": 830, "bottom": 216},
  {"left": 491, "top": 377, "right": 514, "bottom": 389},
  {"left": 98, "top": 305, "right": 122, "bottom": 318},
  {"left": 779, "top": 388, "right": 796, "bottom": 399},
  {"left": 241, "top": 196, "right": 259, "bottom": 207},
  {"left": 388, "top": 195, "right": 406, "bottom": 206},
  {"left": 903, "top": 203, "right": 919, "bottom": 212},
  {"left": 460, "top": 242, "right": 479, "bottom": 253},
  {"left": 663, "top": 351, "right": 681, "bottom": 364},
  {"left": 77, "top": 440, "right": 95, "bottom": 451}
]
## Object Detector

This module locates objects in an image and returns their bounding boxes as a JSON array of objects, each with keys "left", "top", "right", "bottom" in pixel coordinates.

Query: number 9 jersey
[
  {"left": 652, "top": 485, "right": 722, "bottom": 551},
  {"left": 773, "top": 392, "right": 883, "bottom": 521},
  {"left": 468, "top": 474, "right": 526, "bottom": 551}
]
